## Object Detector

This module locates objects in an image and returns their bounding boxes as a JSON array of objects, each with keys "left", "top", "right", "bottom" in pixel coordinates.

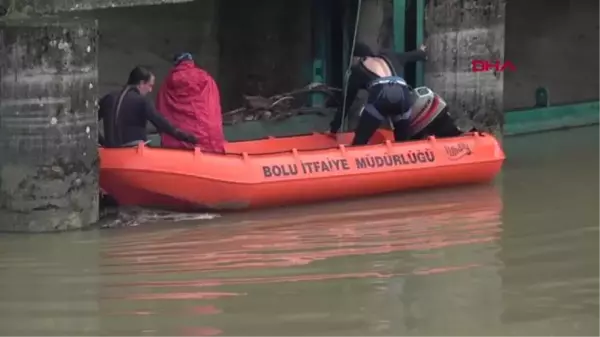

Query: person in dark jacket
[
  {"left": 98, "top": 66, "right": 198, "bottom": 148},
  {"left": 329, "top": 42, "right": 428, "bottom": 145}
]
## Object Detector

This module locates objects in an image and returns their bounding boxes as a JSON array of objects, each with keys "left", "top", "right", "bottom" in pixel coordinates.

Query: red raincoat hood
[{"left": 156, "top": 61, "right": 225, "bottom": 152}]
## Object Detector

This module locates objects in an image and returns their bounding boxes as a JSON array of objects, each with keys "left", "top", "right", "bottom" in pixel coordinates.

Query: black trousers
[{"left": 352, "top": 82, "right": 413, "bottom": 146}]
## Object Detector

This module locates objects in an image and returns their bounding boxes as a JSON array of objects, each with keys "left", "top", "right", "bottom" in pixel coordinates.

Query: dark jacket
[
  {"left": 330, "top": 48, "right": 427, "bottom": 133},
  {"left": 98, "top": 86, "right": 196, "bottom": 147}
]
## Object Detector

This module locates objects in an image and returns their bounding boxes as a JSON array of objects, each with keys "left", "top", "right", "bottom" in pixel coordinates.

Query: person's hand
[
  {"left": 419, "top": 44, "right": 427, "bottom": 52},
  {"left": 184, "top": 133, "right": 198, "bottom": 144},
  {"left": 176, "top": 130, "right": 198, "bottom": 144},
  {"left": 327, "top": 131, "right": 344, "bottom": 143}
]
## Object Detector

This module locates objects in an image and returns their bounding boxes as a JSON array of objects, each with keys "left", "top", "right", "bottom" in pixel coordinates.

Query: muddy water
[{"left": 0, "top": 127, "right": 597, "bottom": 336}]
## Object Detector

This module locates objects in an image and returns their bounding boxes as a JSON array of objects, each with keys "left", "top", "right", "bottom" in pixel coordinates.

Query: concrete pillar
[
  {"left": 0, "top": 18, "right": 99, "bottom": 232},
  {"left": 424, "top": 0, "right": 506, "bottom": 134},
  {"left": 0, "top": 0, "right": 194, "bottom": 14}
]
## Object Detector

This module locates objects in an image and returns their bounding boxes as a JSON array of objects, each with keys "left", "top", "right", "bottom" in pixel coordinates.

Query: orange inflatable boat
[{"left": 99, "top": 129, "right": 505, "bottom": 211}]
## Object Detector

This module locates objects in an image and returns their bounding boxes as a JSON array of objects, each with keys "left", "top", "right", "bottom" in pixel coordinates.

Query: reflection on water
[
  {"left": 103, "top": 186, "right": 501, "bottom": 276},
  {"left": 0, "top": 185, "right": 504, "bottom": 336},
  {"left": 0, "top": 127, "right": 598, "bottom": 336},
  {"left": 100, "top": 184, "right": 503, "bottom": 336},
  {"left": 500, "top": 126, "right": 599, "bottom": 335}
]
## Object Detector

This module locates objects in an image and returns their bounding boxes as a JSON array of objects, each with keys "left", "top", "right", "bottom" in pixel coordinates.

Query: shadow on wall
[
  {"left": 217, "top": 0, "right": 313, "bottom": 110},
  {"left": 60, "top": 0, "right": 312, "bottom": 111},
  {"left": 59, "top": 0, "right": 219, "bottom": 101},
  {"left": 504, "top": 0, "right": 599, "bottom": 110}
]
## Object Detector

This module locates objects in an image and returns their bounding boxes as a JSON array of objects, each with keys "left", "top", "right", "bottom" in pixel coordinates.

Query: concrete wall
[
  {"left": 335, "top": 0, "right": 599, "bottom": 132},
  {"left": 504, "top": 0, "right": 599, "bottom": 110},
  {"left": 217, "top": 0, "right": 313, "bottom": 110},
  {"left": 0, "top": 19, "right": 99, "bottom": 232},
  {"left": 0, "top": 0, "right": 193, "bottom": 14},
  {"left": 59, "top": 0, "right": 312, "bottom": 111},
  {"left": 356, "top": 0, "right": 394, "bottom": 53},
  {"left": 59, "top": 0, "right": 219, "bottom": 103},
  {"left": 424, "top": 0, "right": 506, "bottom": 133},
  {"left": 423, "top": 0, "right": 599, "bottom": 115}
]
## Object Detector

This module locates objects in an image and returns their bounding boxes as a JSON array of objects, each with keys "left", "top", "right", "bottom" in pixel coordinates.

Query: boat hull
[{"left": 100, "top": 129, "right": 505, "bottom": 211}]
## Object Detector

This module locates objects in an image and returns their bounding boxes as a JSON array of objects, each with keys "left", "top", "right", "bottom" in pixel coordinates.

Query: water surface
[{"left": 0, "top": 126, "right": 597, "bottom": 336}]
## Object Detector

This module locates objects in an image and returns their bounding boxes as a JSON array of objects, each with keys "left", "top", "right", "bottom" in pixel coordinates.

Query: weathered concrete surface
[
  {"left": 356, "top": 0, "right": 394, "bottom": 53},
  {"left": 57, "top": 0, "right": 218, "bottom": 104},
  {"left": 424, "top": 0, "right": 506, "bottom": 133},
  {"left": 0, "top": 0, "right": 193, "bottom": 15},
  {"left": 58, "top": 0, "right": 310, "bottom": 113},
  {"left": 217, "top": 0, "right": 312, "bottom": 110},
  {"left": 504, "top": 0, "right": 599, "bottom": 110},
  {"left": 0, "top": 19, "right": 99, "bottom": 232}
]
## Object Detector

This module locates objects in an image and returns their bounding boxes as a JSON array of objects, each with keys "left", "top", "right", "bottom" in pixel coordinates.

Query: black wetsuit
[
  {"left": 329, "top": 49, "right": 427, "bottom": 145},
  {"left": 98, "top": 86, "right": 197, "bottom": 148}
]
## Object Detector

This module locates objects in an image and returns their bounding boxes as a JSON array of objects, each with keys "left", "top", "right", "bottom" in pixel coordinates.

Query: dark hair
[
  {"left": 127, "top": 66, "right": 154, "bottom": 85},
  {"left": 353, "top": 42, "right": 375, "bottom": 57}
]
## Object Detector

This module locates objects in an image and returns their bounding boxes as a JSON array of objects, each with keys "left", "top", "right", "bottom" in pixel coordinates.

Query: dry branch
[{"left": 222, "top": 82, "right": 341, "bottom": 125}]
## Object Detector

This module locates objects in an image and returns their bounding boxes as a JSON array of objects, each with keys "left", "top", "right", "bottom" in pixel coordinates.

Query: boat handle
[
  {"left": 385, "top": 140, "right": 393, "bottom": 151},
  {"left": 473, "top": 131, "right": 482, "bottom": 147},
  {"left": 426, "top": 135, "right": 439, "bottom": 155},
  {"left": 136, "top": 142, "right": 145, "bottom": 155}
]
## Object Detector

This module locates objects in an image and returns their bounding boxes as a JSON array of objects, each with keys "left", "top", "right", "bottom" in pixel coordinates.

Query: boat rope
[{"left": 340, "top": 0, "right": 363, "bottom": 133}]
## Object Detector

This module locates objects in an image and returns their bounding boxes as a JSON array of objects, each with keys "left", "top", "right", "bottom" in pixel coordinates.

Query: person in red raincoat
[{"left": 156, "top": 53, "right": 225, "bottom": 153}]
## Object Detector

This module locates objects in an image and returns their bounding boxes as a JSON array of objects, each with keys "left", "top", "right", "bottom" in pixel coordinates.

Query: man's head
[
  {"left": 127, "top": 66, "right": 155, "bottom": 96},
  {"left": 353, "top": 42, "right": 375, "bottom": 57},
  {"left": 352, "top": 42, "right": 375, "bottom": 65},
  {"left": 173, "top": 52, "right": 194, "bottom": 66}
]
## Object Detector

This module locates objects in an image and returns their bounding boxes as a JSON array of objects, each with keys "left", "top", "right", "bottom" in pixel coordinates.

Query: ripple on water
[
  {"left": 1, "top": 126, "right": 598, "bottom": 336},
  {"left": 0, "top": 180, "right": 583, "bottom": 335},
  {"left": 86, "top": 185, "right": 505, "bottom": 335}
]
